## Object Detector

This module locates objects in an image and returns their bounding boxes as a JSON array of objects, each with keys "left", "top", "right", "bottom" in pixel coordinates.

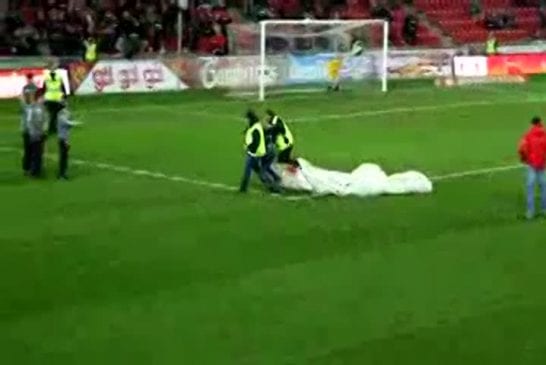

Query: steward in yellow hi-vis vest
[
  {"left": 42, "top": 69, "right": 66, "bottom": 135},
  {"left": 239, "top": 109, "right": 282, "bottom": 194},
  {"left": 486, "top": 33, "right": 498, "bottom": 55},
  {"left": 266, "top": 109, "right": 297, "bottom": 166},
  {"left": 84, "top": 37, "right": 98, "bottom": 63}
]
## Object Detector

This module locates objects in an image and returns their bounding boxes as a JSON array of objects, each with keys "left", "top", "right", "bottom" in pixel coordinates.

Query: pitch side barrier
[
  {"left": 1, "top": 47, "right": 544, "bottom": 98},
  {"left": 63, "top": 49, "right": 456, "bottom": 96},
  {"left": 441, "top": 53, "right": 546, "bottom": 87},
  {"left": 162, "top": 49, "right": 458, "bottom": 93},
  {"left": 0, "top": 68, "right": 71, "bottom": 99}
]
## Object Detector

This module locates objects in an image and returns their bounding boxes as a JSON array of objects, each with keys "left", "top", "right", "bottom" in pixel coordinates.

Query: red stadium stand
[{"left": 415, "top": 0, "right": 541, "bottom": 44}]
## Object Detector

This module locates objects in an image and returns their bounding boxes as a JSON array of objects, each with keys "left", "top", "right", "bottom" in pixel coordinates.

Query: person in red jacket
[{"left": 518, "top": 116, "right": 546, "bottom": 219}]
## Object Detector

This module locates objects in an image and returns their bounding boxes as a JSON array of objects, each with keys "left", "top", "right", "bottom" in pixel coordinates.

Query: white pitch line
[
  {"left": 2, "top": 94, "right": 546, "bottom": 124},
  {"left": 292, "top": 97, "right": 546, "bottom": 123},
  {"left": 126, "top": 96, "right": 546, "bottom": 124},
  {"left": 74, "top": 156, "right": 237, "bottom": 192},
  {"left": 78, "top": 96, "right": 546, "bottom": 124},
  {"left": 431, "top": 164, "right": 522, "bottom": 181},
  {"left": 0, "top": 146, "right": 522, "bottom": 200},
  {"left": 293, "top": 100, "right": 498, "bottom": 122}
]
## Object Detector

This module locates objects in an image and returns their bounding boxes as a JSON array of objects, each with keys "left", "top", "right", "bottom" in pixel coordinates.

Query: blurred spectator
[
  {"left": 212, "top": 3, "right": 232, "bottom": 25},
  {"left": 96, "top": 10, "right": 119, "bottom": 54},
  {"left": 142, "top": 3, "right": 163, "bottom": 52},
  {"left": 255, "top": 5, "right": 275, "bottom": 21},
  {"left": 84, "top": 36, "right": 98, "bottom": 62},
  {"left": 403, "top": 10, "right": 418, "bottom": 45},
  {"left": 1, "top": 0, "right": 230, "bottom": 57},
  {"left": 540, "top": 6, "right": 546, "bottom": 29},
  {"left": 312, "top": 0, "right": 329, "bottom": 19},
  {"left": 485, "top": 9, "right": 515, "bottom": 30},
  {"left": 209, "top": 22, "right": 227, "bottom": 55},
  {"left": 485, "top": 31, "right": 498, "bottom": 54},
  {"left": 13, "top": 20, "right": 40, "bottom": 55},
  {"left": 64, "top": 10, "right": 85, "bottom": 55},
  {"left": 371, "top": 0, "right": 393, "bottom": 22},
  {"left": 117, "top": 10, "right": 142, "bottom": 58},
  {"left": 470, "top": 0, "right": 481, "bottom": 18},
  {"left": 391, "top": 2, "right": 404, "bottom": 22},
  {"left": 46, "top": 8, "right": 68, "bottom": 55},
  {"left": 162, "top": 0, "right": 182, "bottom": 51},
  {"left": 3, "top": 11, "right": 38, "bottom": 55},
  {"left": 515, "top": 0, "right": 536, "bottom": 6},
  {"left": 81, "top": 6, "right": 96, "bottom": 37},
  {"left": 301, "top": 0, "right": 313, "bottom": 14}
]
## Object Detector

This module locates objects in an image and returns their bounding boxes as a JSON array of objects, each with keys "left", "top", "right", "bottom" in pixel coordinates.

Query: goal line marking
[{"left": 0, "top": 147, "right": 522, "bottom": 201}]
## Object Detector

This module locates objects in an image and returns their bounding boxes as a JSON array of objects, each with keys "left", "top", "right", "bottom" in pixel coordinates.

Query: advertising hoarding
[
  {"left": 287, "top": 53, "right": 375, "bottom": 84},
  {"left": 76, "top": 60, "right": 186, "bottom": 95},
  {"left": 385, "top": 49, "right": 455, "bottom": 79},
  {"left": 163, "top": 55, "right": 286, "bottom": 89},
  {"left": 487, "top": 54, "right": 546, "bottom": 76},
  {"left": 0, "top": 68, "right": 70, "bottom": 99},
  {"left": 453, "top": 56, "right": 488, "bottom": 77}
]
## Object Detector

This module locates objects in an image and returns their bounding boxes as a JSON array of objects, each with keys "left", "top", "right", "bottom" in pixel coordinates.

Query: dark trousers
[
  {"left": 44, "top": 101, "right": 63, "bottom": 134},
  {"left": 29, "top": 137, "right": 44, "bottom": 177},
  {"left": 240, "top": 155, "right": 280, "bottom": 193},
  {"left": 262, "top": 151, "right": 281, "bottom": 183},
  {"left": 22, "top": 132, "right": 31, "bottom": 173},
  {"left": 58, "top": 139, "right": 69, "bottom": 177},
  {"left": 277, "top": 146, "right": 297, "bottom": 165}
]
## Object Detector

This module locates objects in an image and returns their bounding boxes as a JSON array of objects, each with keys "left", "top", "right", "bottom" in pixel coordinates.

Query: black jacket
[
  {"left": 267, "top": 115, "right": 286, "bottom": 140},
  {"left": 247, "top": 127, "right": 261, "bottom": 155}
]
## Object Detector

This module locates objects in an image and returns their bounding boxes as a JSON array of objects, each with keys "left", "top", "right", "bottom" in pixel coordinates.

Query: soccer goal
[{"left": 258, "top": 18, "right": 389, "bottom": 101}]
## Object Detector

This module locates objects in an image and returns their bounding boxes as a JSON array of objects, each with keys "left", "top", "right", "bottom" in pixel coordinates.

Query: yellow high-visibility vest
[
  {"left": 486, "top": 38, "right": 498, "bottom": 54},
  {"left": 44, "top": 73, "right": 63, "bottom": 102},
  {"left": 85, "top": 41, "right": 97, "bottom": 62},
  {"left": 245, "top": 123, "right": 266, "bottom": 157},
  {"left": 272, "top": 116, "right": 294, "bottom": 151}
]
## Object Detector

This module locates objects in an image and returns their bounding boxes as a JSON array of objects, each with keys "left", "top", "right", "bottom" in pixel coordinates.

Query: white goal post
[{"left": 258, "top": 18, "right": 389, "bottom": 101}]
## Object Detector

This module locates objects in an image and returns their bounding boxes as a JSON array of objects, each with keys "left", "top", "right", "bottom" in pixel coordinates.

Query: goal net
[{"left": 254, "top": 19, "right": 389, "bottom": 101}]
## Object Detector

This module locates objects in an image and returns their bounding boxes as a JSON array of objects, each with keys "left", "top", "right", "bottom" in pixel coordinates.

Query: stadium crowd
[
  {"left": 0, "top": 0, "right": 233, "bottom": 57},
  {"left": 3, "top": 0, "right": 546, "bottom": 58},
  {"left": 1, "top": 0, "right": 408, "bottom": 57}
]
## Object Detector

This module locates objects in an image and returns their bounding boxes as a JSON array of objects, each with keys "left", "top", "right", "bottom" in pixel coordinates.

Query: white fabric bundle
[{"left": 277, "top": 158, "right": 433, "bottom": 197}]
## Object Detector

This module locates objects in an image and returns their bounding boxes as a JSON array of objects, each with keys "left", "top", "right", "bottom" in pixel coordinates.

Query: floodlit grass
[{"left": 1, "top": 80, "right": 546, "bottom": 364}]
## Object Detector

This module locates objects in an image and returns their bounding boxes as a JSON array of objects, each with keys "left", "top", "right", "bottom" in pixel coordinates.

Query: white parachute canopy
[{"left": 276, "top": 159, "right": 433, "bottom": 197}]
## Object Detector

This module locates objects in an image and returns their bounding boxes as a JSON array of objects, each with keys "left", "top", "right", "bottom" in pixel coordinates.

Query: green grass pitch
[{"left": 2, "top": 80, "right": 546, "bottom": 364}]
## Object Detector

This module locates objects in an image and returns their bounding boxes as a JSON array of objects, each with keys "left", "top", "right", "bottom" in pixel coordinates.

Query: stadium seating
[
  {"left": 262, "top": 0, "right": 441, "bottom": 47},
  {"left": 268, "top": 0, "right": 304, "bottom": 18},
  {"left": 415, "top": 0, "right": 542, "bottom": 44},
  {"left": 340, "top": 0, "right": 370, "bottom": 19},
  {"left": 1, "top": 0, "right": 461, "bottom": 55}
]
